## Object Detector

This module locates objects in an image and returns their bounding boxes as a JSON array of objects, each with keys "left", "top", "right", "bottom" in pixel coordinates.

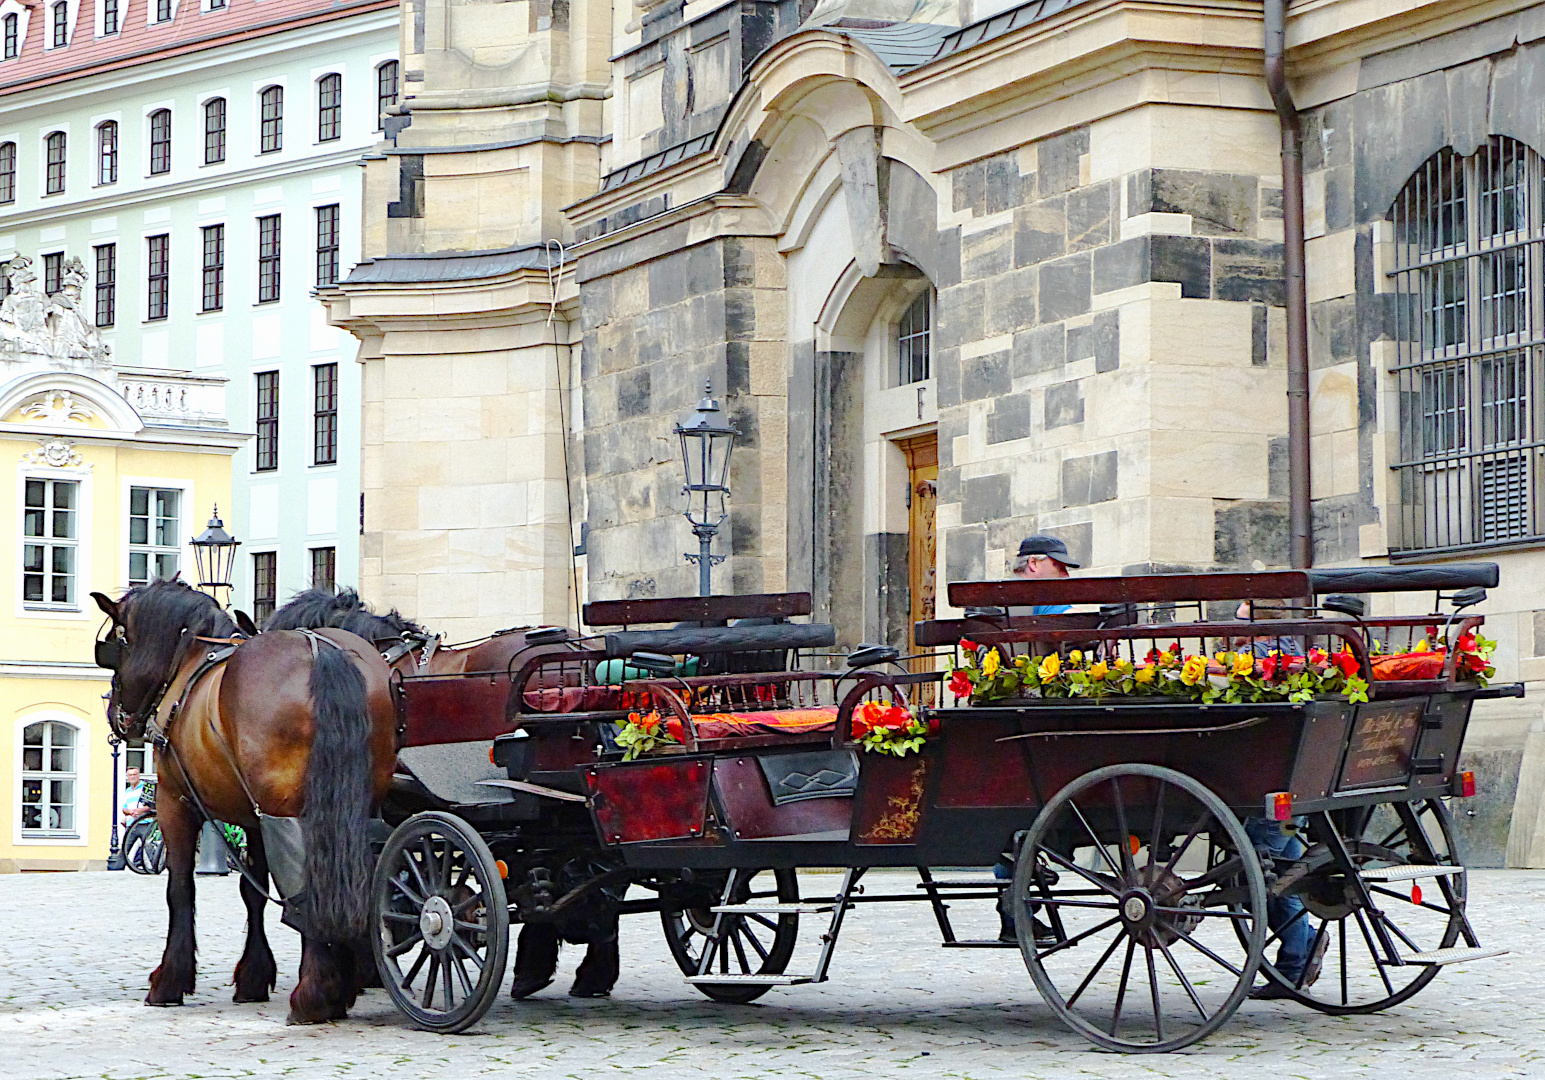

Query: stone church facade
[{"left": 324, "top": 0, "right": 1545, "bottom": 865}]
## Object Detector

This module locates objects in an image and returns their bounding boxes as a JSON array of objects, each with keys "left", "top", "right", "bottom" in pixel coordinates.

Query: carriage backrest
[{"left": 582, "top": 591, "right": 812, "bottom": 627}]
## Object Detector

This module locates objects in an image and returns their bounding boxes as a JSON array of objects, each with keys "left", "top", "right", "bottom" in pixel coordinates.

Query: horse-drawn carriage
[{"left": 370, "top": 563, "right": 1520, "bottom": 1052}]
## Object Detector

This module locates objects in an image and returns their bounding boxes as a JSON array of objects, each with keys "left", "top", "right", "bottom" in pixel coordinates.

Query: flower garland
[
  {"left": 615, "top": 710, "right": 686, "bottom": 760},
  {"left": 851, "top": 699, "right": 936, "bottom": 757},
  {"left": 950, "top": 638, "right": 1373, "bottom": 706}
]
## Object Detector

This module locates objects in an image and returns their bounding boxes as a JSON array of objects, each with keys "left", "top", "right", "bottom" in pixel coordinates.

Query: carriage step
[
  {"left": 942, "top": 939, "right": 1019, "bottom": 949},
  {"left": 685, "top": 974, "right": 815, "bottom": 986},
  {"left": 711, "top": 903, "right": 836, "bottom": 915},
  {"left": 1359, "top": 864, "right": 1465, "bottom": 882},
  {"left": 1397, "top": 946, "right": 1508, "bottom": 966},
  {"left": 917, "top": 877, "right": 1005, "bottom": 888}
]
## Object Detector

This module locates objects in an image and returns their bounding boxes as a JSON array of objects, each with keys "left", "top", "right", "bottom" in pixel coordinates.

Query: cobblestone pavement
[{"left": 3, "top": 868, "right": 1542, "bottom": 1080}]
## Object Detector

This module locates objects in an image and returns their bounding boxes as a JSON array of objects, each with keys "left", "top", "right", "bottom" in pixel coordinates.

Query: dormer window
[
  {"left": 51, "top": 1, "right": 67, "bottom": 47},
  {"left": 4, "top": 13, "right": 19, "bottom": 58}
]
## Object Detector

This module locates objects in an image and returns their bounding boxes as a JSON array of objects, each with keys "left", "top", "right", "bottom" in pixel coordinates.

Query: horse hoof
[
  {"left": 510, "top": 977, "right": 553, "bottom": 1000},
  {"left": 145, "top": 996, "right": 184, "bottom": 1007},
  {"left": 285, "top": 1011, "right": 332, "bottom": 1026},
  {"left": 233, "top": 992, "right": 270, "bottom": 1004},
  {"left": 569, "top": 987, "right": 611, "bottom": 999}
]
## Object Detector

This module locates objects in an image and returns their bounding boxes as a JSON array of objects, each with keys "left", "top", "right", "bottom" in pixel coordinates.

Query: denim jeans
[{"left": 1243, "top": 815, "right": 1315, "bottom": 983}]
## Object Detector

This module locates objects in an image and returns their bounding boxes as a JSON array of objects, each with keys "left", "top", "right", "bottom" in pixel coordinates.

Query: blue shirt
[{"left": 1032, "top": 604, "right": 1071, "bottom": 616}]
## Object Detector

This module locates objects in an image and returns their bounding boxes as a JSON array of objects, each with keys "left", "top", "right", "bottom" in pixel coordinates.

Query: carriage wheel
[
  {"left": 1014, "top": 764, "right": 1267, "bottom": 1053},
  {"left": 371, "top": 811, "right": 510, "bottom": 1033},
  {"left": 1245, "top": 798, "right": 1466, "bottom": 1014},
  {"left": 661, "top": 868, "right": 800, "bottom": 1004}
]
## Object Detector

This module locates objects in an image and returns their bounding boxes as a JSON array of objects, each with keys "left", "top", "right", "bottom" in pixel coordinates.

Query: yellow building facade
[{"left": 0, "top": 257, "right": 241, "bottom": 872}]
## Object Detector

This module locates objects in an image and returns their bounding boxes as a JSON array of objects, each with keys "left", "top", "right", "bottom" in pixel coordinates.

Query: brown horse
[{"left": 92, "top": 580, "right": 398, "bottom": 1024}]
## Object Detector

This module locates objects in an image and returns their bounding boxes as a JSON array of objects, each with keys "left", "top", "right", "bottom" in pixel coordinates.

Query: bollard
[{"left": 195, "top": 820, "right": 230, "bottom": 875}]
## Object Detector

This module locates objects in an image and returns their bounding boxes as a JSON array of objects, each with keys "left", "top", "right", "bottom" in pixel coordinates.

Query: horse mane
[
  {"left": 264, "top": 587, "right": 428, "bottom": 644},
  {"left": 117, "top": 580, "right": 238, "bottom": 712}
]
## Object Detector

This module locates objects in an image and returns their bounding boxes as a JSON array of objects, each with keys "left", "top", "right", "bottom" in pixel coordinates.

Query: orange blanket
[
  {"left": 693, "top": 708, "right": 840, "bottom": 740},
  {"left": 1370, "top": 652, "right": 1447, "bottom": 681}
]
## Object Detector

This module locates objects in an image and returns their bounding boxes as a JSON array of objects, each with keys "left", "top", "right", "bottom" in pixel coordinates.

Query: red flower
[
  {"left": 959, "top": 638, "right": 980, "bottom": 653},
  {"left": 1261, "top": 654, "right": 1279, "bottom": 681},
  {"left": 1426, "top": 625, "right": 1440, "bottom": 638},
  {"left": 1145, "top": 647, "right": 1161, "bottom": 664},
  {"left": 1308, "top": 647, "right": 1328, "bottom": 667},
  {"left": 1463, "top": 652, "right": 1487, "bottom": 673},
  {"left": 1331, "top": 650, "right": 1360, "bottom": 678},
  {"left": 1169, "top": 642, "right": 1183, "bottom": 655},
  {"left": 1456, "top": 632, "right": 1477, "bottom": 653},
  {"left": 664, "top": 717, "right": 685, "bottom": 742},
  {"left": 949, "top": 670, "right": 974, "bottom": 699}
]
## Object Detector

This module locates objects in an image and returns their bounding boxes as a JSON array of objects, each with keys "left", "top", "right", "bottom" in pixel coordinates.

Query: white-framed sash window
[
  {"left": 22, "top": 476, "right": 78, "bottom": 607},
  {"left": 128, "top": 485, "right": 180, "bottom": 586}
]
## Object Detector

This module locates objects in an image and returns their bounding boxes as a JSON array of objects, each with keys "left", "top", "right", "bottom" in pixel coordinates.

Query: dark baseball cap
[{"left": 1017, "top": 534, "right": 1081, "bottom": 568}]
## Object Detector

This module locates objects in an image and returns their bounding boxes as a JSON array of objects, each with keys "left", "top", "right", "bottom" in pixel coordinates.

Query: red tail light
[
  {"left": 1454, "top": 770, "right": 1476, "bottom": 798},
  {"left": 1266, "top": 792, "right": 1293, "bottom": 821}
]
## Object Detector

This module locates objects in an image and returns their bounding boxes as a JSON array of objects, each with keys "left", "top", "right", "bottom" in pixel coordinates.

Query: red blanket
[{"left": 693, "top": 708, "right": 839, "bottom": 740}]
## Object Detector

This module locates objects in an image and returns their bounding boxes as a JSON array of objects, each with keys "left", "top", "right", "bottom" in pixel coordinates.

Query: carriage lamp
[
  {"left": 674, "top": 382, "right": 738, "bottom": 597},
  {"left": 190, "top": 506, "right": 241, "bottom": 601},
  {"left": 1266, "top": 791, "right": 1294, "bottom": 821}
]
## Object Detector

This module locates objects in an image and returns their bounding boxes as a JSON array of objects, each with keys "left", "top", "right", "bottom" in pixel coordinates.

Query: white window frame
[
  {"left": 16, "top": 462, "right": 92, "bottom": 620},
  {"left": 120, "top": 474, "right": 194, "bottom": 590},
  {"left": 21, "top": 474, "right": 81, "bottom": 610},
  {"left": 126, "top": 484, "right": 182, "bottom": 587},
  {"left": 14, "top": 712, "right": 90, "bottom": 846}
]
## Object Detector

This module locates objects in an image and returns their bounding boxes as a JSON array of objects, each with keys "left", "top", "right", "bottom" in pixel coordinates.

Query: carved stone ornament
[
  {"left": 21, "top": 437, "right": 83, "bottom": 468},
  {"left": 19, "top": 389, "right": 95, "bottom": 425},
  {"left": 0, "top": 255, "right": 112, "bottom": 369}
]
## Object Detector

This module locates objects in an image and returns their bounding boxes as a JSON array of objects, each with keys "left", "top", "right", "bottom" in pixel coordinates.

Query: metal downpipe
[{"left": 1264, "top": 0, "right": 1313, "bottom": 570}]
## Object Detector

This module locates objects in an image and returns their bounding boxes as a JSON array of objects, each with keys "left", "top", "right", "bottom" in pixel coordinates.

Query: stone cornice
[{"left": 323, "top": 264, "right": 582, "bottom": 335}]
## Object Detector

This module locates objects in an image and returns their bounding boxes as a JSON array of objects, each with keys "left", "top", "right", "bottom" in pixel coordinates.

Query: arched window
[
  {"left": 376, "top": 60, "right": 398, "bottom": 130},
  {"left": 44, "top": 130, "right": 66, "bottom": 194},
  {"left": 96, "top": 120, "right": 117, "bottom": 184},
  {"left": 203, "top": 97, "right": 226, "bottom": 164},
  {"left": 21, "top": 719, "right": 79, "bottom": 835},
  {"left": 0, "top": 142, "right": 15, "bottom": 204},
  {"left": 898, "top": 289, "right": 932, "bottom": 385},
  {"left": 317, "top": 72, "right": 341, "bottom": 142},
  {"left": 148, "top": 108, "right": 171, "bottom": 174},
  {"left": 3, "top": 12, "right": 19, "bottom": 58},
  {"left": 259, "top": 85, "right": 283, "bottom": 153},
  {"left": 51, "top": 0, "right": 66, "bottom": 46},
  {"left": 1390, "top": 136, "right": 1545, "bottom": 552}
]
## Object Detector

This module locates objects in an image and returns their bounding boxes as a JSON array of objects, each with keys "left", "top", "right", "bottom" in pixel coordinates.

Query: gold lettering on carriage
[{"left": 1339, "top": 702, "right": 1423, "bottom": 789}]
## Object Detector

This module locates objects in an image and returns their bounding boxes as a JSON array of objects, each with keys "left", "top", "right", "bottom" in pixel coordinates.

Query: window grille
[
  {"left": 97, "top": 121, "right": 117, "bottom": 184},
  {"left": 259, "top": 86, "right": 283, "bottom": 153},
  {"left": 45, "top": 131, "right": 66, "bottom": 194},
  {"left": 94, "top": 244, "right": 115, "bottom": 326},
  {"left": 310, "top": 546, "right": 335, "bottom": 591},
  {"left": 376, "top": 61, "right": 399, "bottom": 129},
  {"left": 52, "top": 1, "right": 66, "bottom": 46},
  {"left": 155, "top": 0, "right": 170, "bottom": 21},
  {"left": 23, "top": 478, "right": 78, "bottom": 607},
  {"left": 3, "top": 13, "right": 17, "bottom": 58},
  {"left": 898, "top": 290, "right": 931, "bottom": 385},
  {"left": 201, "top": 224, "right": 223, "bottom": 311},
  {"left": 21, "top": 721, "right": 77, "bottom": 835},
  {"left": 146, "top": 234, "right": 169, "bottom": 320},
  {"left": 315, "top": 203, "right": 339, "bottom": 286},
  {"left": 43, "top": 252, "right": 62, "bottom": 295},
  {"left": 0, "top": 142, "right": 13, "bottom": 203},
  {"left": 128, "top": 487, "right": 180, "bottom": 586},
  {"left": 257, "top": 214, "right": 280, "bottom": 302},
  {"left": 149, "top": 109, "right": 171, "bottom": 175},
  {"left": 1390, "top": 136, "right": 1545, "bottom": 553},
  {"left": 103, "top": 0, "right": 117, "bottom": 34},
  {"left": 204, "top": 98, "right": 226, "bottom": 164},
  {"left": 317, "top": 73, "right": 341, "bottom": 142},
  {"left": 314, "top": 362, "right": 338, "bottom": 465},
  {"left": 255, "top": 371, "right": 278, "bottom": 471},
  {"left": 252, "top": 551, "right": 276, "bottom": 622}
]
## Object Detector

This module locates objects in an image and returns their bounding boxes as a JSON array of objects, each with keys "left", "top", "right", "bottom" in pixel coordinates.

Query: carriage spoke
[
  {"left": 1110, "top": 938, "right": 1136, "bottom": 1036},
  {"left": 1064, "top": 930, "right": 1125, "bottom": 1008},
  {"left": 745, "top": 913, "right": 780, "bottom": 932},
  {"left": 1169, "top": 926, "right": 1243, "bottom": 977},
  {"left": 1368, "top": 885, "right": 1453, "bottom": 915},
  {"left": 1379, "top": 912, "right": 1424, "bottom": 954},
  {"left": 417, "top": 838, "right": 439, "bottom": 891},
  {"left": 1038, "top": 847, "right": 1122, "bottom": 897},
  {"left": 1353, "top": 910, "right": 1396, "bottom": 995},
  {"left": 1261, "top": 904, "right": 1309, "bottom": 951},
  {"left": 1338, "top": 918, "right": 1349, "bottom": 1004},
  {"left": 387, "top": 930, "right": 424, "bottom": 958},
  {"left": 1034, "top": 916, "right": 1122, "bottom": 959},
  {"left": 1069, "top": 800, "right": 1124, "bottom": 879},
  {"left": 1110, "top": 778, "right": 1135, "bottom": 879},
  {"left": 1144, "top": 943, "right": 1165, "bottom": 1043},
  {"left": 1153, "top": 905, "right": 1253, "bottom": 920},
  {"left": 440, "top": 949, "right": 455, "bottom": 1008},
  {"left": 450, "top": 954, "right": 474, "bottom": 998},
  {"left": 404, "top": 855, "right": 433, "bottom": 901},
  {"left": 740, "top": 924, "right": 770, "bottom": 962},
  {"left": 731, "top": 928, "right": 752, "bottom": 972},
  {"left": 1161, "top": 811, "right": 1211, "bottom": 880},
  {"left": 1146, "top": 783, "right": 1168, "bottom": 888},
  {"left": 1156, "top": 937, "right": 1208, "bottom": 1020},
  {"left": 449, "top": 933, "right": 486, "bottom": 971},
  {"left": 381, "top": 910, "right": 419, "bottom": 923},
  {"left": 421, "top": 954, "right": 439, "bottom": 1009},
  {"left": 1030, "top": 896, "right": 1122, "bottom": 911},
  {"left": 392, "top": 874, "right": 427, "bottom": 906},
  {"left": 1172, "top": 854, "right": 1244, "bottom": 894}
]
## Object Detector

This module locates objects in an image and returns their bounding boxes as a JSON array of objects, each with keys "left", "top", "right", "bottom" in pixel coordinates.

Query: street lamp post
[
  {"left": 190, "top": 506, "right": 240, "bottom": 606},
  {"left": 106, "top": 732, "right": 124, "bottom": 871},
  {"left": 674, "top": 383, "right": 738, "bottom": 597}
]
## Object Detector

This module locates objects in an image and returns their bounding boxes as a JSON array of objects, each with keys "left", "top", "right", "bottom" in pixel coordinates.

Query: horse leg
[
  {"left": 290, "top": 936, "right": 353, "bottom": 1024},
  {"left": 509, "top": 923, "right": 559, "bottom": 999},
  {"left": 232, "top": 829, "right": 277, "bottom": 1003},
  {"left": 146, "top": 799, "right": 200, "bottom": 1005},
  {"left": 570, "top": 918, "right": 620, "bottom": 999}
]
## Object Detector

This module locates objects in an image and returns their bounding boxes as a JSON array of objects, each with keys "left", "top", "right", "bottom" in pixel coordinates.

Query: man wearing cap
[{"left": 1009, "top": 535, "right": 1080, "bottom": 614}]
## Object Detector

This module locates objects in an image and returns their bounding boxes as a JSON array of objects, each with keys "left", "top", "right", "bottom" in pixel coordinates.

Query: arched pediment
[{"left": 0, "top": 371, "right": 144, "bottom": 435}]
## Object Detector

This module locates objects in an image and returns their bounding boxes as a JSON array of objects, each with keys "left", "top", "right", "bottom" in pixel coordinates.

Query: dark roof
[
  {"left": 343, "top": 245, "right": 556, "bottom": 285},
  {"left": 594, "top": 1, "right": 1087, "bottom": 197}
]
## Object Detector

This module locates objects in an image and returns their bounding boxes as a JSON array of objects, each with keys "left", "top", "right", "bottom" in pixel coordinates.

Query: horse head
[{"left": 92, "top": 580, "right": 236, "bottom": 737}]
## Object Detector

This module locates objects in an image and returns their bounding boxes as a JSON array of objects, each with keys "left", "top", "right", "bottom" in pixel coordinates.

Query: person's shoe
[
  {"left": 1001, "top": 919, "right": 1057, "bottom": 946},
  {"left": 1249, "top": 980, "right": 1297, "bottom": 1000},
  {"left": 1301, "top": 932, "right": 1330, "bottom": 989}
]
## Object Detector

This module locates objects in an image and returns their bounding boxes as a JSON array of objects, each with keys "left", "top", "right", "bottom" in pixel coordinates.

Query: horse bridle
[{"left": 96, "top": 620, "right": 180, "bottom": 741}]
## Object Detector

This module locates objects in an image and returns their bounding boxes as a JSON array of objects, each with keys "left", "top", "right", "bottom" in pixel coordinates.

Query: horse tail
[{"left": 300, "top": 641, "right": 374, "bottom": 942}]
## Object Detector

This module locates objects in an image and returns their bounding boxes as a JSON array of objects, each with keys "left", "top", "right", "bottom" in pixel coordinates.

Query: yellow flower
[
  {"left": 1039, "top": 653, "right": 1061, "bottom": 681},
  {"left": 1069, "top": 650, "right": 1083, "bottom": 666},
  {"left": 1134, "top": 664, "right": 1156, "bottom": 684},
  {"left": 1180, "top": 655, "right": 1207, "bottom": 686},
  {"left": 982, "top": 649, "right": 1001, "bottom": 677},
  {"left": 1232, "top": 652, "right": 1254, "bottom": 677},
  {"left": 1114, "top": 658, "right": 1133, "bottom": 674},
  {"left": 1414, "top": 637, "right": 1429, "bottom": 653},
  {"left": 1088, "top": 660, "right": 1108, "bottom": 681}
]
